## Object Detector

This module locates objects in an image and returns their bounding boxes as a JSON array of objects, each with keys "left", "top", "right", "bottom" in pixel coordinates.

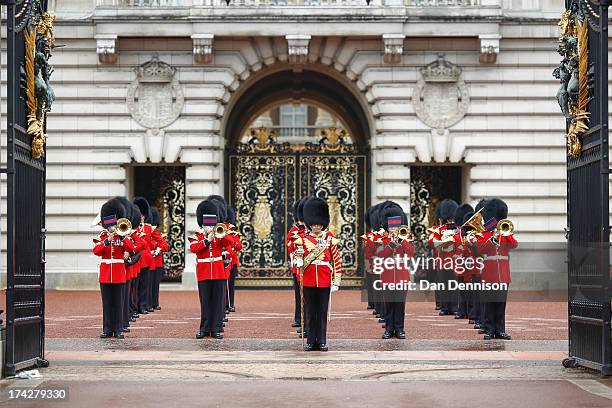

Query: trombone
[
  {"left": 214, "top": 223, "right": 227, "bottom": 239},
  {"left": 396, "top": 225, "right": 411, "bottom": 241},
  {"left": 496, "top": 219, "right": 514, "bottom": 236},
  {"left": 116, "top": 218, "right": 133, "bottom": 237}
]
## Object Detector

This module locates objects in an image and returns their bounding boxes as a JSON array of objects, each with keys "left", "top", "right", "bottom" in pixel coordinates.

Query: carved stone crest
[
  {"left": 413, "top": 55, "right": 469, "bottom": 129},
  {"left": 126, "top": 56, "right": 184, "bottom": 130}
]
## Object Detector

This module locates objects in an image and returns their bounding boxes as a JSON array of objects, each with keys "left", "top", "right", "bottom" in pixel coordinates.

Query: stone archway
[{"left": 222, "top": 66, "right": 373, "bottom": 287}]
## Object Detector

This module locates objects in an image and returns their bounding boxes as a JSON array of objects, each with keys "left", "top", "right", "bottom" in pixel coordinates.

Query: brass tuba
[
  {"left": 214, "top": 223, "right": 227, "bottom": 239},
  {"left": 496, "top": 219, "right": 514, "bottom": 236},
  {"left": 116, "top": 218, "right": 133, "bottom": 237}
]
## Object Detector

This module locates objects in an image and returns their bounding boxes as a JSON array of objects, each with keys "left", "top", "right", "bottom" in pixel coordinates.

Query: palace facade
[{"left": 1, "top": 0, "right": 573, "bottom": 289}]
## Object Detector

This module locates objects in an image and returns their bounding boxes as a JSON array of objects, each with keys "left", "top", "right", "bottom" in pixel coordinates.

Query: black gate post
[
  {"left": 561, "top": 0, "right": 611, "bottom": 375},
  {"left": 2, "top": 0, "right": 51, "bottom": 376}
]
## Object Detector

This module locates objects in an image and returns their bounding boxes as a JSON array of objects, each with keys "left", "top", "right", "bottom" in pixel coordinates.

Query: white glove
[
  {"left": 331, "top": 285, "right": 339, "bottom": 293},
  {"left": 295, "top": 257, "right": 304, "bottom": 268}
]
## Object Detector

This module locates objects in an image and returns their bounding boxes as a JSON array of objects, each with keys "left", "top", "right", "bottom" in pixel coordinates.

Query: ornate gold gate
[{"left": 227, "top": 129, "right": 368, "bottom": 287}]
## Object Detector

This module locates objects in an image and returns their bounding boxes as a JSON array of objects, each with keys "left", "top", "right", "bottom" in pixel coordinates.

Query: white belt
[
  {"left": 101, "top": 259, "right": 124, "bottom": 264},
  {"left": 197, "top": 256, "right": 223, "bottom": 263},
  {"left": 484, "top": 255, "right": 508, "bottom": 261},
  {"left": 311, "top": 260, "right": 330, "bottom": 267}
]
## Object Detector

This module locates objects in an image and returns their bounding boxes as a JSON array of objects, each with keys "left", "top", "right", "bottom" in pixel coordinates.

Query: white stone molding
[
  {"left": 192, "top": 34, "right": 214, "bottom": 64},
  {"left": 95, "top": 34, "right": 118, "bottom": 65},
  {"left": 382, "top": 34, "right": 405, "bottom": 64},
  {"left": 286, "top": 34, "right": 311, "bottom": 64},
  {"left": 479, "top": 34, "right": 501, "bottom": 64}
]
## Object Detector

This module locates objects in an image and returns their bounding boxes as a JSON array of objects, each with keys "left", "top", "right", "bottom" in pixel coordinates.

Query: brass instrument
[
  {"left": 116, "top": 218, "right": 132, "bottom": 237},
  {"left": 214, "top": 223, "right": 227, "bottom": 238},
  {"left": 496, "top": 219, "right": 514, "bottom": 236},
  {"left": 462, "top": 207, "right": 485, "bottom": 234},
  {"left": 397, "top": 225, "right": 411, "bottom": 241}
]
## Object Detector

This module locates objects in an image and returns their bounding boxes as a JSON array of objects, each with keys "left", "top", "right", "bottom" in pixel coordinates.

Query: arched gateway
[{"left": 223, "top": 68, "right": 372, "bottom": 287}]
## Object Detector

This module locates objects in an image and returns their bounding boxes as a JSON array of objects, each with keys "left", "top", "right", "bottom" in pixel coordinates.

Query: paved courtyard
[{"left": 2, "top": 289, "right": 611, "bottom": 407}]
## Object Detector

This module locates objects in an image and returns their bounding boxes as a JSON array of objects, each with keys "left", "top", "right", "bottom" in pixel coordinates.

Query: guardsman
[
  {"left": 294, "top": 197, "right": 342, "bottom": 351},
  {"left": 207, "top": 195, "right": 232, "bottom": 324},
  {"left": 377, "top": 203, "right": 414, "bottom": 340},
  {"left": 226, "top": 206, "right": 242, "bottom": 313},
  {"left": 128, "top": 204, "right": 143, "bottom": 321},
  {"left": 287, "top": 199, "right": 306, "bottom": 329},
  {"left": 361, "top": 205, "right": 376, "bottom": 312},
  {"left": 189, "top": 200, "right": 234, "bottom": 339},
  {"left": 452, "top": 203, "right": 474, "bottom": 320},
  {"left": 458, "top": 207, "right": 481, "bottom": 326},
  {"left": 367, "top": 204, "right": 386, "bottom": 324},
  {"left": 428, "top": 199, "right": 459, "bottom": 316},
  {"left": 150, "top": 207, "right": 169, "bottom": 311},
  {"left": 471, "top": 199, "right": 488, "bottom": 330},
  {"left": 93, "top": 198, "right": 135, "bottom": 339},
  {"left": 426, "top": 206, "right": 442, "bottom": 312},
  {"left": 476, "top": 198, "right": 518, "bottom": 340}
]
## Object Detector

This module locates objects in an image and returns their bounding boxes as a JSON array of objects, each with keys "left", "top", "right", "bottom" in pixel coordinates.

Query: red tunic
[
  {"left": 294, "top": 231, "right": 342, "bottom": 288},
  {"left": 376, "top": 234, "right": 415, "bottom": 284},
  {"left": 93, "top": 231, "right": 135, "bottom": 284},
  {"left": 126, "top": 232, "right": 145, "bottom": 280},
  {"left": 475, "top": 232, "right": 518, "bottom": 284},
  {"left": 188, "top": 231, "right": 234, "bottom": 281},
  {"left": 287, "top": 224, "right": 306, "bottom": 275},
  {"left": 428, "top": 224, "right": 460, "bottom": 271},
  {"left": 152, "top": 233, "right": 169, "bottom": 269}
]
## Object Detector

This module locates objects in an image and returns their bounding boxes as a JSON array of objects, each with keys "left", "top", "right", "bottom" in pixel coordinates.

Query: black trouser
[
  {"left": 438, "top": 269, "right": 457, "bottom": 314},
  {"left": 198, "top": 279, "right": 225, "bottom": 334},
  {"left": 122, "top": 281, "right": 130, "bottom": 328},
  {"left": 456, "top": 276, "right": 468, "bottom": 317},
  {"left": 151, "top": 267, "right": 163, "bottom": 308},
  {"left": 228, "top": 265, "right": 237, "bottom": 309},
  {"left": 138, "top": 267, "right": 150, "bottom": 312},
  {"left": 100, "top": 283, "right": 123, "bottom": 335},
  {"left": 366, "top": 272, "right": 375, "bottom": 309},
  {"left": 483, "top": 288, "right": 508, "bottom": 336},
  {"left": 384, "top": 290, "right": 407, "bottom": 333},
  {"left": 130, "top": 275, "right": 139, "bottom": 315},
  {"left": 468, "top": 276, "right": 481, "bottom": 322},
  {"left": 292, "top": 274, "right": 301, "bottom": 324},
  {"left": 303, "top": 286, "right": 330, "bottom": 345},
  {"left": 220, "top": 279, "right": 228, "bottom": 325}
]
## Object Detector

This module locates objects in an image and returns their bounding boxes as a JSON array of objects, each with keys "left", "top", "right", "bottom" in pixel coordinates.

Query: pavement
[{"left": 2, "top": 289, "right": 611, "bottom": 407}]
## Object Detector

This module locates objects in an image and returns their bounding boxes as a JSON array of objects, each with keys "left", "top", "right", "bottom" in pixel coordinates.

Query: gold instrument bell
[
  {"left": 116, "top": 218, "right": 133, "bottom": 237},
  {"left": 496, "top": 219, "right": 514, "bottom": 236},
  {"left": 214, "top": 223, "right": 227, "bottom": 239},
  {"left": 464, "top": 208, "right": 485, "bottom": 234},
  {"left": 397, "top": 225, "right": 411, "bottom": 240}
]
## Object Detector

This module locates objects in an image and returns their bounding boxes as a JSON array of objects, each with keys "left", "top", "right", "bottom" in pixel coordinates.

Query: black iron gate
[
  {"left": 558, "top": 0, "right": 611, "bottom": 375},
  {"left": 2, "top": 0, "right": 54, "bottom": 375},
  {"left": 226, "top": 131, "right": 368, "bottom": 287}
]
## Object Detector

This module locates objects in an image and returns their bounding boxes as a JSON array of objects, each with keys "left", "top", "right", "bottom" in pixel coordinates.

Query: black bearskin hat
[
  {"left": 130, "top": 203, "right": 142, "bottom": 228},
  {"left": 303, "top": 197, "right": 329, "bottom": 229},
  {"left": 380, "top": 202, "right": 407, "bottom": 231},
  {"left": 227, "top": 206, "right": 236, "bottom": 225},
  {"left": 101, "top": 198, "right": 127, "bottom": 220},
  {"left": 438, "top": 199, "right": 459, "bottom": 222},
  {"left": 475, "top": 199, "right": 487, "bottom": 213},
  {"left": 150, "top": 207, "right": 161, "bottom": 227},
  {"left": 370, "top": 203, "right": 383, "bottom": 230},
  {"left": 133, "top": 197, "right": 151, "bottom": 222},
  {"left": 483, "top": 198, "right": 508, "bottom": 223},
  {"left": 292, "top": 200, "right": 300, "bottom": 224},
  {"left": 196, "top": 200, "right": 220, "bottom": 228},
  {"left": 207, "top": 195, "right": 228, "bottom": 223},
  {"left": 454, "top": 204, "right": 474, "bottom": 228},
  {"left": 365, "top": 206, "right": 372, "bottom": 230},
  {"left": 297, "top": 196, "right": 312, "bottom": 223},
  {"left": 113, "top": 196, "right": 132, "bottom": 219},
  {"left": 462, "top": 210, "right": 476, "bottom": 231}
]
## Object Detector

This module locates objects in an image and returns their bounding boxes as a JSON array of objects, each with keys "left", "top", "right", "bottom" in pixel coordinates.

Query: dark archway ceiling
[{"left": 224, "top": 69, "right": 370, "bottom": 147}]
